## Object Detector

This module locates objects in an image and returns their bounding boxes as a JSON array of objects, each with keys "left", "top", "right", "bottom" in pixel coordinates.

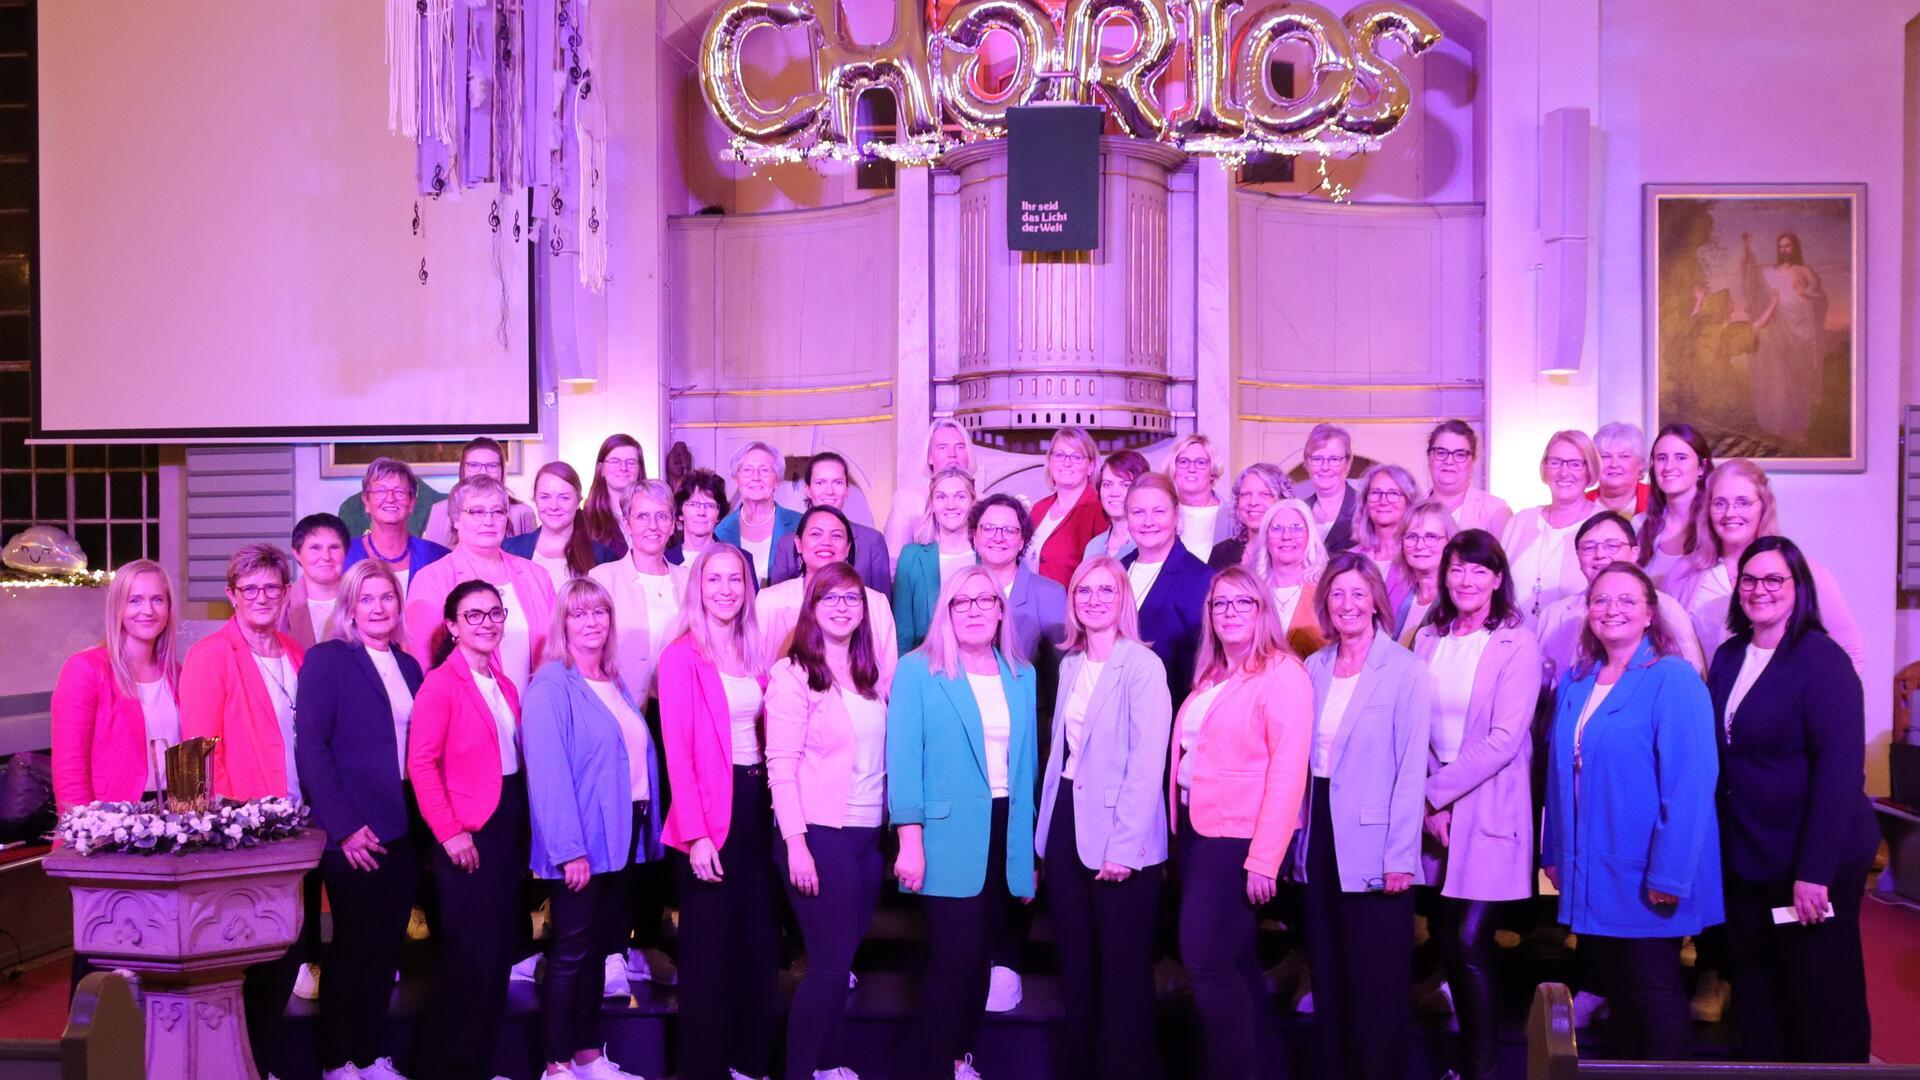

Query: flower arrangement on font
[{"left": 56, "top": 796, "right": 310, "bottom": 857}]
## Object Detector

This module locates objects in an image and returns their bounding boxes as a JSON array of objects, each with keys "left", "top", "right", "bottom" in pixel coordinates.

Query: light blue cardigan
[
  {"left": 1542, "top": 639, "right": 1723, "bottom": 937},
  {"left": 521, "top": 660, "right": 665, "bottom": 880},
  {"left": 887, "top": 649, "right": 1037, "bottom": 899}
]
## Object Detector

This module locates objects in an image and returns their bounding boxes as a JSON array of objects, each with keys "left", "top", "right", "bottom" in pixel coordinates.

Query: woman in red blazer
[
  {"left": 1028, "top": 427, "right": 1109, "bottom": 587},
  {"left": 52, "top": 559, "right": 181, "bottom": 810},
  {"left": 657, "top": 544, "right": 778, "bottom": 1080},
  {"left": 408, "top": 579, "right": 528, "bottom": 1080}
]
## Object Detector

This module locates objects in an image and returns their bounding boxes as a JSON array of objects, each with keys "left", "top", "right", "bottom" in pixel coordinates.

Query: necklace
[
  {"left": 255, "top": 651, "right": 296, "bottom": 715},
  {"left": 364, "top": 529, "right": 408, "bottom": 564}
]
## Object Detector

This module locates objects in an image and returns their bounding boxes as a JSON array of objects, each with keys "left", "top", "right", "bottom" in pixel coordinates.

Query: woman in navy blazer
[
  {"left": 1710, "top": 536, "right": 1878, "bottom": 1063},
  {"left": 1542, "top": 561, "right": 1721, "bottom": 1061},
  {"left": 889, "top": 564, "right": 1038, "bottom": 1080},
  {"left": 1034, "top": 556, "right": 1171, "bottom": 1080},
  {"left": 522, "top": 577, "right": 663, "bottom": 1080},
  {"left": 1119, "top": 475, "right": 1214, "bottom": 711},
  {"left": 292, "top": 559, "right": 425, "bottom": 1080},
  {"left": 1293, "top": 553, "right": 1431, "bottom": 1080},
  {"left": 501, "top": 461, "right": 619, "bottom": 592}
]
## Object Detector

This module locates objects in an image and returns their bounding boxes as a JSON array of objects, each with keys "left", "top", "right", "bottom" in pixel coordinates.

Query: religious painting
[
  {"left": 1646, "top": 184, "right": 1865, "bottom": 472},
  {"left": 320, "top": 440, "right": 518, "bottom": 479}
]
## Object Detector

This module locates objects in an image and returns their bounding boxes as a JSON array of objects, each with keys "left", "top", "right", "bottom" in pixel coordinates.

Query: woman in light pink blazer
[
  {"left": 657, "top": 544, "right": 778, "bottom": 1080},
  {"left": 52, "top": 560, "right": 182, "bottom": 811},
  {"left": 764, "top": 561, "right": 894, "bottom": 1080},
  {"left": 404, "top": 475, "right": 556, "bottom": 697},
  {"left": 1167, "top": 566, "right": 1313, "bottom": 1080},
  {"left": 1411, "top": 528, "right": 1542, "bottom": 1080}
]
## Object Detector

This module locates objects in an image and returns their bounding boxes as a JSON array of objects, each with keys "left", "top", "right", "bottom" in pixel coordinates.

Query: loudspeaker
[
  {"left": 1537, "top": 237, "right": 1589, "bottom": 376},
  {"left": 1537, "top": 107, "right": 1590, "bottom": 374},
  {"left": 1540, "top": 107, "right": 1590, "bottom": 242}
]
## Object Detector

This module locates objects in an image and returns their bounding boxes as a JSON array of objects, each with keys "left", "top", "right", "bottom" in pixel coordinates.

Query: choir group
[{"left": 48, "top": 421, "right": 1878, "bottom": 1080}]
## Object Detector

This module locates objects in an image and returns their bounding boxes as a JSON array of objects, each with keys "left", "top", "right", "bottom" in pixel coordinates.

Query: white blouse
[
  {"left": 966, "top": 671, "right": 1013, "bottom": 797},
  {"left": 938, "top": 547, "right": 975, "bottom": 586},
  {"left": 1428, "top": 630, "right": 1492, "bottom": 764},
  {"left": 136, "top": 679, "right": 179, "bottom": 793},
  {"left": 251, "top": 653, "right": 301, "bottom": 800},
  {"left": 471, "top": 669, "right": 520, "bottom": 775},
  {"left": 722, "top": 672, "right": 764, "bottom": 766},
  {"left": 841, "top": 688, "right": 888, "bottom": 827},
  {"left": 366, "top": 645, "right": 416, "bottom": 778},
  {"left": 1312, "top": 673, "right": 1361, "bottom": 779},
  {"left": 1724, "top": 643, "right": 1776, "bottom": 742},
  {"left": 531, "top": 551, "right": 572, "bottom": 594},
  {"left": 588, "top": 678, "right": 651, "bottom": 801},
  {"left": 1177, "top": 680, "right": 1232, "bottom": 795},
  {"left": 1179, "top": 503, "right": 1222, "bottom": 561},
  {"left": 1059, "top": 659, "right": 1105, "bottom": 781}
]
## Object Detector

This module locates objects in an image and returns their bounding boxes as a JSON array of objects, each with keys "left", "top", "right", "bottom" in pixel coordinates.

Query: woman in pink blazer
[
  {"left": 409, "top": 579, "right": 529, "bottom": 1080},
  {"left": 657, "top": 544, "right": 778, "bottom": 1080},
  {"left": 1167, "top": 566, "right": 1313, "bottom": 1080},
  {"left": 177, "top": 543, "right": 309, "bottom": 1077},
  {"left": 52, "top": 559, "right": 181, "bottom": 811},
  {"left": 764, "top": 560, "right": 894, "bottom": 1080},
  {"left": 1411, "top": 528, "right": 1543, "bottom": 1080},
  {"left": 404, "top": 475, "right": 557, "bottom": 697}
]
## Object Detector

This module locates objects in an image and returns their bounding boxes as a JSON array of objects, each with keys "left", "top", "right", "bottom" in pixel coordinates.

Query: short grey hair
[{"left": 1593, "top": 421, "right": 1647, "bottom": 463}]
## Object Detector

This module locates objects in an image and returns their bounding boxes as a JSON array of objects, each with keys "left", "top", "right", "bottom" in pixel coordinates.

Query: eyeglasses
[
  {"left": 1544, "top": 457, "right": 1586, "bottom": 473},
  {"left": 1049, "top": 450, "right": 1089, "bottom": 465},
  {"left": 1587, "top": 595, "right": 1645, "bottom": 612},
  {"left": 459, "top": 606, "right": 509, "bottom": 625},
  {"left": 630, "top": 510, "right": 674, "bottom": 526},
  {"left": 463, "top": 507, "right": 508, "bottom": 520},
  {"left": 1174, "top": 456, "right": 1211, "bottom": 472},
  {"left": 567, "top": 605, "right": 611, "bottom": 622},
  {"left": 1269, "top": 523, "right": 1308, "bottom": 538},
  {"left": 1367, "top": 489, "right": 1406, "bottom": 504},
  {"left": 949, "top": 595, "right": 1003, "bottom": 614},
  {"left": 1712, "top": 496, "right": 1759, "bottom": 514},
  {"left": 816, "top": 591, "right": 864, "bottom": 610},
  {"left": 1428, "top": 448, "right": 1472, "bottom": 465},
  {"left": 1403, "top": 531, "right": 1447, "bottom": 548},
  {"left": 233, "top": 584, "right": 285, "bottom": 601},
  {"left": 366, "top": 485, "right": 411, "bottom": 503},
  {"left": 1306, "top": 454, "right": 1349, "bottom": 468},
  {"left": 1576, "top": 539, "right": 1631, "bottom": 558},
  {"left": 1737, "top": 573, "right": 1790, "bottom": 594},
  {"left": 682, "top": 499, "right": 719, "bottom": 514},
  {"left": 737, "top": 464, "right": 776, "bottom": 479},
  {"left": 603, "top": 456, "right": 640, "bottom": 472},
  {"left": 1073, "top": 584, "right": 1119, "bottom": 602},
  {"left": 1208, "top": 596, "right": 1259, "bottom": 615},
  {"left": 975, "top": 524, "right": 1022, "bottom": 540}
]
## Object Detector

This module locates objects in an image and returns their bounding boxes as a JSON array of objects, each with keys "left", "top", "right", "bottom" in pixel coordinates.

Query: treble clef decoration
[
  {"left": 411, "top": 203, "right": 421, "bottom": 236},
  {"left": 418, "top": 259, "right": 429, "bottom": 285},
  {"left": 489, "top": 201, "right": 501, "bottom": 233}
]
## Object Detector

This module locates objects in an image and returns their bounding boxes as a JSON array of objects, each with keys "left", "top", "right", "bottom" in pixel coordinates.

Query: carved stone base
[{"left": 142, "top": 977, "right": 258, "bottom": 1080}]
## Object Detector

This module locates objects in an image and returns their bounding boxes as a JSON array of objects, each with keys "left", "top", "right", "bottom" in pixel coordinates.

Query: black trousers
[
  {"left": 920, "top": 797, "right": 1013, "bottom": 1079},
  {"left": 1301, "top": 779, "right": 1414, "bottom": 1080},
  {"left": 1582, "top": 933, "right": 1689, "bottom": 1061},
  {"left": 1045, "top": 793, "right": 1161, "bottom": 1080},
  {"left": 1176, "top": 807, "right": 1265, "bottom": 1080},
  {"left": 607, "top": 698, "right": 675, "bottom": 959},
  {"left": 1431, "top": 893, "right": 1500, "bottom": 1080},
  {"left": 418, "top": 773, "right": 530, "bottom": 1080},
  {"left": 316, "top": 829, "right": 421, "bottom": 1070},
  {"left": 1724, "top": 857, "right": 1872, "bottom": 1063},
  {"left": 776, "top": 823, "right": 882, "bottom": 1078},
  {"left": 675, "top": 765, "right": 778, "bottom": 1080},
  {"left": 241, "top": 866, "right": 323, "bottom": 1078}
]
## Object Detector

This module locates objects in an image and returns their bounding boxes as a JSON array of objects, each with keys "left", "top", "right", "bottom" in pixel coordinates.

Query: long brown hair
[
  {"left": 787, "top": 562, "right": 881, "bottom": 698},
  {"left": 533, "top": 461, "right": 602, "bottom": 577},
  {"left": 1636, "top": 423, "right": 1713, "bottom": 567},
  {"left": 582, "top": 434, "right": 644, "bottom": 548}
]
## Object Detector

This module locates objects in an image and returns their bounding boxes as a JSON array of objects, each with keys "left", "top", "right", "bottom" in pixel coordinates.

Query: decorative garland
[{"left": 56, "top": 797, "right": 310, "bottom": 857}]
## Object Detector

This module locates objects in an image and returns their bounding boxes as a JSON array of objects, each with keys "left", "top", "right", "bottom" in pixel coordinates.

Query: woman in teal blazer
[
  {"left": 892, "top": 466, "right": 978, "bottom": 655},
  {"left": 1542, "top": 561, "right": 1721, "bottom": 1062},
  {"left": 888, "top": 564, "right": 1037, "bottom": 1080}
]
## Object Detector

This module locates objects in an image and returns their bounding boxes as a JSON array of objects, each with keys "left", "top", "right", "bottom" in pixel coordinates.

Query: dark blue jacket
[
  {"left": 1121, "top": 543, "right": 1214, "bottom": 711},
  {"left": 499, "top": 531, "right": 620, "bottom": 569},
  {"left": 294, "top": 640, "right": 425, "bottom": 846},
  {"left": 344, "top": 534, "right": 450, "bottom": 576}
]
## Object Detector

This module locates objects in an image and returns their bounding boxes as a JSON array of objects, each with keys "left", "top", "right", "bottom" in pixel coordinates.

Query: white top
[
  {"left": 966, "top": 671, "right": 1013, "bottom": 797},
  {"left": 365, "top": 645, "right": 416, "bottom": 779},
  {"left": 1686, "top": 563, "right": 1737, "bottom": 661},
  {"left": 1724, "top": 643, "right": 1776, "bottom": 742},
  {"left": 1573, "top": 679, "right": 1614, "bottom": 772},
  {"left": 588, "top": 560, "right": 687, "bottom": 703},
  {"left": 1177, "top": 680, "right": 1232, "bottom": 795},
  {"left": 938, "top": 548, "right": 974, "bottom": 585},
  {"left": 532, "top": 551, "right": 572, "bottom": 594},
  {"left": 304, "top": 598, "right": 337, "bottom": 643},
  {"left": 722, "top": 671, "right": 764, "bottom": 766},
  {"left": 1059, "top": 659, "right": 1106, "bottom": 781},
  {"left": 492, "top": 579, "right": 532, "bottom": 696},
  {"left": 1179, "top": 504, "right": 1222, "bottom": 561},
  {"left": 587, "top": 678, "right": 650, "bottom": 801},
  {"left": 1271, "top": 584, "right": 1304, "bottom": 637},
  {"left": 393, "top": 566, "right": 412, "bottom": 594},
  {"left": 841, "top": 687, "right": 888, "bottom": 827},
  {"left": 1027, "top": 505, "right": 1068, "bottom": 573},
  {"left": 251, "top": 653, "right": 301, "bottom": 800},
  {"left": 1428, "top": 630, "right": 1493, "bottom": 764},
  {"left": 1643, "top": 544, "right": 1683, "bottom": 590},
  {"left": 136, "top": 678, "right": 180, "bottom": 793},
  {"left": 471, "top": 668, "right": 519, "bottom": 774},
  {"left": 1312, "top": 673, "right": 1361, "bottom": 778},
  {"left": 1507, "top": 514, "right": 1585, "bottom": 623},
  {"left": 1127, "top": 556, "right": 1167, "bottom": 610},
  {"left": 741, "top": 533, "right": 773, "bottom": 584}
]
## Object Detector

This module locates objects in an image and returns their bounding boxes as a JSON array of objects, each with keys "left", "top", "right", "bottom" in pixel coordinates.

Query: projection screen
[{"left": 35, "top": 2, "right": 536, "bottom": 440}]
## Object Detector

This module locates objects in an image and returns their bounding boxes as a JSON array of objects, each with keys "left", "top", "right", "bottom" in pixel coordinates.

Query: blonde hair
[
  {"left": 1688, "top": 458, "right": 1781, "bottom": 569},
  {"left": 1192, "top": 566, "right": 1293, "bottom": 689},
  {"left": 1126, "top": 472, "right": 1179, "bottom": 511},
  {"left": 915, "top": 565, "right": 1023, "bottom": 679},
  {"left": 1047, "top": 427, "right": 1099, "bottom": 487},
  {"left": 1061, "top": 556, "right": 1142, "bottom": 653},
  {"left": 622, "top": 478, "right": 676, "bottom": 519},
  {"left": 543, "top": 577, "right": 624, "bottom": 683},
  {"left": 670, "top": 544, "right": 768, "bottom": 673},
  {"left": 1351, "top": 463, "right": 1422, "bottom": 553},
  {"left": 447, "top": 475, "right": 512, "bottom": 547},
  {"left": 328, "top": 559, "right": 410, "bottom": 648},
  {"left": 225, "top": 543, "right": 292, "bottom": 589},
  {"left": 915, "top": 466, "right": 977, "bottom": 546},
  {"left": 1303, "top": 423, "right": 1352, "bottom": 460},
  {"left": 1541, "top": 430, "right": 1602, "bottom": 487},
  {"left": 923, "top": 418, "right": 976, "bottom": 476},
  {"left": 1165, "top": 433, "right": 1225, "bottom": 484},
  {"left": 1246, "top": 499, "right": 1327, "bottom": 586},
  {"left": 103, "top": 559, "right": 180, "bottom": 697},
  {"left": 1391, "top": 498, "right": 1458, "bottom": 582}
]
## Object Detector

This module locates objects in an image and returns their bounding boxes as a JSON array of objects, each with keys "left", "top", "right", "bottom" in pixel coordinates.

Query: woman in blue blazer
[
  {"left": 888, "top": 564, "right": 1038, "bottom": 1080},
  {"left": 293, "top": 559, "right": 425, "bottom": 1080},
  {"left": 1118, "top": 475, "right": 1215, "bottom": 711},
  {"left": 1543, "top": 561, "right": 1721, "bottom": 1062},
  {"left": 1293, "top": 553, "right": 1432, "bottom": 1080},
  {"left": 712, "top": 440, "right": 802, "bottom": 587},
  {"left": 1035, "top": 556, "right": 1171, "bottom": 1080},
  {"left": 522, "top": 578, "right": 663, "bottom": 1080},
  {"left": 500, "top": 461, "right": 620, "bottom": 590}
]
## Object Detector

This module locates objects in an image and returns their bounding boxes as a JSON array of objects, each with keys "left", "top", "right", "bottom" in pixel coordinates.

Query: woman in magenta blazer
[
  {"left": 764, "top": 561, "right": 894, "bottom": 1080},
  {"left": 657, "top": 544, "right": 778, "bottom": 1080},
  {"left": 52, "top": 559, "right": 181, "bottom": 810},
  {"left": 408, "top": 579, "right": 528, "bottom": 1080},
  {"left": 1410, "top": 528, "right": 1542, "bottom": 1080},
  {"left": 1027, "top": 426, "right": 1109, "bottom": 586},
  {"left": 1167, "top": 566, "right": 1313, "bottom": 1080}
]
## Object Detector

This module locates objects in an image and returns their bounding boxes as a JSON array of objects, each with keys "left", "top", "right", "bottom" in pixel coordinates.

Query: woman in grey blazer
[
  {"left": 1292, "top": 552, "right": 1432, "bottom": 1080},
  {"left": 1036, "top": 555, "right": 1173, "bottom": 1080}
]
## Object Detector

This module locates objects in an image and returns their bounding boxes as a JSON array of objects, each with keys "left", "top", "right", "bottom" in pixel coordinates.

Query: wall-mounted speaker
[{"left": 1538, "top": 107, "right": 1591, "bottom": 374}]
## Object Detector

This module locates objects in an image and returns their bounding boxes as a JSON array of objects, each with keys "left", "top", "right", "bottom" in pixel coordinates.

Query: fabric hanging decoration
[
  {"left": 571, "top": 0, "right": 608, "bottom": 291},
  {"left": 385, "top": 0, "right": 421, "bottom": 137}
]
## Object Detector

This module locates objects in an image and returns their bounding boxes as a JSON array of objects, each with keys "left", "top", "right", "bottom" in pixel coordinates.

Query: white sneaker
[
  {"left": 954, "top": 1054, "right": 983, "bottom": 1080},
  {"left": 293, "top": 962, "right": 321, "bottom": 1000},
  {"left": 603, "top": 953, "right": 631, "bottom": 997},
  {"left": 984, "top": 966, "right": 1022, "bottom": 1013},
  {"left": 627, "top": 947, "right": 679, "bottom": 987},
  {"left": 510, "top": 953, "right": 544, "bottom": 983},
  {"left": 849, "top": 970, "right": 859, "bottom": 990},
  {"left": 406, "top": 906, "right": 431, "bottom": 941},
  {"left": 321, "top": 1067, "right": 361, "bottom": 1080},
  {"left": 569, "top": 1052, "right": 646, "bottom": 1080},
  {"left": 1291, "top": 970, "right": 1313, "bottom": 1013},
  {"left": 815, "top": 1070, "right": 862, "bottom": 1079},
  {"left": 359, "top": 1059, "right": 410, "bottom": 1080},
  {"left": 727, "top": 1072, "right": 769, "bottom": 1080},
  {"left": 1572, "top": 990, "right": 1611, "bottom": 1027}
]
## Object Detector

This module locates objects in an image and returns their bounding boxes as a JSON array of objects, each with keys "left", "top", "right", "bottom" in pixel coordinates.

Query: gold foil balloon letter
[
  {"left": 1336, "top": 0, "right": 1442, "bottom": 138},
  {"left": 700, "top": 0, "right": 828, "bottom": 146},
  {"left": 1236, "top": 2, "right": 1355, "bottom": 140},
  {"left": 815, "top": 0, "right": 945, "bottom": 158},
  {"left": 1165, "top": 0, "right": 1247, "bottom": 143},
  {"left": 936, "top": 0, "right": 1063, "bottom": 137},
  {"left": 1063, "top": 0, "right": 1177, "bottom": 138}
]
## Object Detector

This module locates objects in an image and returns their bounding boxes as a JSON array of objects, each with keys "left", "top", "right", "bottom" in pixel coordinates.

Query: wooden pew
[{"left": 0, "top": 970, "right": 144, "bottom": 1080}]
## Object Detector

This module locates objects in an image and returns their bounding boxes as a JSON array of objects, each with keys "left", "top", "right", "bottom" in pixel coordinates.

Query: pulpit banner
[{"left": 1008, "top": 105, "right": 1102, "bottom": 252}]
